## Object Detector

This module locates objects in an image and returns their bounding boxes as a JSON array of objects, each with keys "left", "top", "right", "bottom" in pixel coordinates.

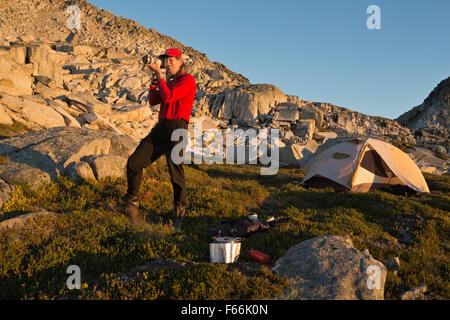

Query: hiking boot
[
  {"left": 106, "top": 196, "right": 141, "bottom": 222},
  {"left": 171, "top": 204, "right": 186, "bottom": 230},
  {"left": 174, "top": 204, "right": 186, "bottom": 218},
  {"left": 123, "top": 198, "right": 140, "bottom": 222}
]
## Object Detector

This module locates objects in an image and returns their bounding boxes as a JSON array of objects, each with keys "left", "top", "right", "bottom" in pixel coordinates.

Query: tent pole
[{"left": 349, "top": 140, "right": 369, "bottom": 191}]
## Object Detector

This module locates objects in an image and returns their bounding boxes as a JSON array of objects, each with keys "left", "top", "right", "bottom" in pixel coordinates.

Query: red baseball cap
[{"left": 158, "top": 48, "right": 182, "bottom": 58}]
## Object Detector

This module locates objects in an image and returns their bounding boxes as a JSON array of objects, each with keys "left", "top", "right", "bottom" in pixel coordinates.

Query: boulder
[
  {"left": 400, "top": 285, "right": 427, "bottom": 300},
  {"left": 0, "top": 156, "right": 54, "bottom": 190},
  {"left": 1, "top": 109, "right": 42, "bottom": 131},
  {"left": 34, "top": 75, "right": 54, "bottom": 87},
  {"left": 0, "top": 127, "right": 138, "bottom": 188},
  {"left": 106, "top": 47, "right": 128, "bottom": 60},
  {"left": 109, "top": 134, "right": 139, "bottom": 157},
  {"left": 62, "top": 56, "right": 92, "bottom": 74},
  {"left": 293, "top": 119, "right": 316, "bottom": 142},
  {"left": 26, "top": 45, "right": 63, "bottom": 89},
  {"left": 81, "top": 112, "right": 122, "bottom": 135},
  {"left": 114, "top": 121, "right": 134, "bottom": 136},
  {"left": 63, "top": 78, "right": 91, "bottom": 92},
  {"left": 206, "top": 69, "right": 224, "bottom": 81},
  {"left": 102, "top": 71, "right": 120, "bottom": 89},
  {"left": 0, "top": 210, "right": 53, "bottom": 230},
  {"left": 0, "top": 79, "right": 26, "bottom": 97},
  {"left": 273, "top": 102, "right": 299, "bottom": 122},
  {"left": 54, "top": 45, "right": 75, "bottom": 54},
  {"left": 279, "top": 144, "right": 305, "bottom": 166},
  {"left": 432, "top": 144, "right": 446, "bottom": 155},
  {"left": 279, "top": 139, "right": 319, "bottom": 167},
  {"left": 50, "top": 104, "right": 81, "bottom": 128},
  {"left": 106, "top": 105, "right": 152, "bottom": 123},
  {"left": 84, "top": 123, "right": 99, "bottom": 130},
  {"left": 31, "top": 132, "right": 110, "bottom": 168},
  {"left": 335, "top": 114, "right": 356, "bottom": 135},
  {"left": 0, "top": 55, "right": 33, "bottom": 96},
  {"left": 82, "top": 154, "right": 127, "bottom": 180},
  {"left": 73, "top": 45, "right": 94, "bottom": 57},
  {"left": 0, "top": 44, "right": 27, "bottom": 64},
  {"left": 64, "top": 161, "right": 96, "bottom": 181},
  {"left": 126, "top": 89, "right": 145, "bottom": 103},
  {"left": 33, "top": 82, "right": 68, "bottom": 99},
  {"left": 420, "top": 166, "right": 437, "bottom": 174},
  {"left": 121, "top": 77, "right": 141, "bottom": 90},
  {"left": 315, "top": 131, "right": 338, "bottom": 140},
  {"left": 49, "top": 51, "right": 72, "bottom": 67},
  {"left": 65, "top": 31, "right": 79, "bottom": 44},
  {"left": 281, "top": 129, "right": 294, "bottom": 142},
  {"left": 0, "top": 94, "right": 66, "bottom": 128},
  {"left": 386, "top": 257, "right": 401, "bottom": 271},
  {"left": 0, "top": 94, "right": 28, "bottom": 110},
  {"left": 67, "top": 91, "right": 111, "bottom": 114},
  {"left": 272, "top": 235, "right": 387, "bottom": 300},
  {"left": 407, "top": 147, "right": 447, "bottom": 174},
  {"left": 0, "top": 178, "right": 15, "bottom": 208},
  {"left": 102, "top": 95, "right": 119, "bottom": 105},
  {"left": 188, "top": 116, "right": 224, "bottom": 133},
  {"left": 49, "top": 99, "right": 82, "bottom": 117},
  {"left": 21, "top": 94, "right": 48, "bottom": 106},
  {"left": 0, "top": 104, "right": 13, "bottom": 125},
  {"left": 16, "top": 35, "right": 35, "bottom": 43},
  {"left": 299, "top": 105, "right": 324, "bottom": 129},
  {"left": 212, "top": 84, "right": 287, "bottom": 126}
]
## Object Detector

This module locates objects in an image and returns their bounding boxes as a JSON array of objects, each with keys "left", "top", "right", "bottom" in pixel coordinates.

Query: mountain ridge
[
  {"left": 396, "top": 76, "right": 450, "bottom": 136},
  {"left": 1, "top": 0, "right": 447, "bottom": 129},
  {"left": 0, "top": 0, "right": 448, "bottom": 173},
  {"left": 0, "top": 0, "right": 250, "bottom": 86}
]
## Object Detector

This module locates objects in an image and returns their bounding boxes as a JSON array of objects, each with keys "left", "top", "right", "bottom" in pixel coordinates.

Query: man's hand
[
  {"left": 151, "top": 72, "right": 160, "bottom": 86},
  {"left": 146, "top": 62, "right": 162, "bottom": 80}
]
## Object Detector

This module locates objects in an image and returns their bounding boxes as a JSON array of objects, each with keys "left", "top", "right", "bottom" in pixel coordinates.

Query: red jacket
[{"left": 149, "top": 73, "right": 197, "bottom": 123}]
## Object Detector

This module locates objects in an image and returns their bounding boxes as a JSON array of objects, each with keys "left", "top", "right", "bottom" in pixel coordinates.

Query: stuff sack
[{"left": 211, "top": 219, "right": 271, "bottom": 237}]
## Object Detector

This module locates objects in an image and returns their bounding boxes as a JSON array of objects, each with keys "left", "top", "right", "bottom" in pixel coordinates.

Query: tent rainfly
[{"left": 302, "top": 137, "right": 430, "bottom": 193}]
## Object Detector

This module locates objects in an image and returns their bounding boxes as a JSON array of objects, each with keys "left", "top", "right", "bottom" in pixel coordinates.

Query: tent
[{"left": 302, "top": 137, "right": 430, "bottom": 193}]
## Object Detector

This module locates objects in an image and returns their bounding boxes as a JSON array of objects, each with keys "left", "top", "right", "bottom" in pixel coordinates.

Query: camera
[{"left": 142, "top": 54, "right": 167, "bottom": 69}]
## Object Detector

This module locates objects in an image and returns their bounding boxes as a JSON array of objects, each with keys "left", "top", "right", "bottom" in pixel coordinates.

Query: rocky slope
[
  {"left": 397, "top": 77, "right": 450, "bottom": 132},
  {"left": 0, "top": 0, "right": 250, "bottom": 87},
  {"left": 0, "top": 0, "right": 448, "bottom": 183},
  {"left": 0, "top": 127, "right": 138, "bottom": 192},
  {"left": 396, "top": 76, "right": 449, "bottom": 154}
]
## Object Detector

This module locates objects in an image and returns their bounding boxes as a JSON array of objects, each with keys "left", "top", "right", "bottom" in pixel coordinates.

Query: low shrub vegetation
[
  {"left": 0, "top": 120, "right": 33, "bottom": 139},
  {"left": 0, "top": 158, "right": 448, "bottom": 300}
]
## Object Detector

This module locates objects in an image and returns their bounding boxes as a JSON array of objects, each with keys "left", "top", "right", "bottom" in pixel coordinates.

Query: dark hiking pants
[{"left": 126, "top": 119, "right": 189, "bottom": 208}]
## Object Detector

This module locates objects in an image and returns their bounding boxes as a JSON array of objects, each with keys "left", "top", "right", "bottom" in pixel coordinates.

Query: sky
[{"left": 88, "top": 0, "right": 450, "bottom": 119}]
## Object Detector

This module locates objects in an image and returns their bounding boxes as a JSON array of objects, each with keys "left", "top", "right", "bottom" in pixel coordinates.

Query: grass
[
  {"left": 435, "top": 152, "right": 448, "bottom": 161},
  {"left": 0, "top": 119, "right": 33, "bottom": 139},
  {"left": 0, "top": 158, "right": 448, "bottom": 300},
  {"left": 0, "top": 155, "right": 8, "bottom": 165}
]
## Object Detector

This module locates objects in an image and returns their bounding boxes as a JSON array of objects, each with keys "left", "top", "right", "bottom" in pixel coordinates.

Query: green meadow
[{"left": 0, "top": 157, "right": 448, "bottom": 300}]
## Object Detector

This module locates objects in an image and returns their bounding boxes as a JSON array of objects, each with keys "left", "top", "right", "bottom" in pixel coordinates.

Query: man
[{"left": 122, "top": 48, "right": 196, "bottom": 228}]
